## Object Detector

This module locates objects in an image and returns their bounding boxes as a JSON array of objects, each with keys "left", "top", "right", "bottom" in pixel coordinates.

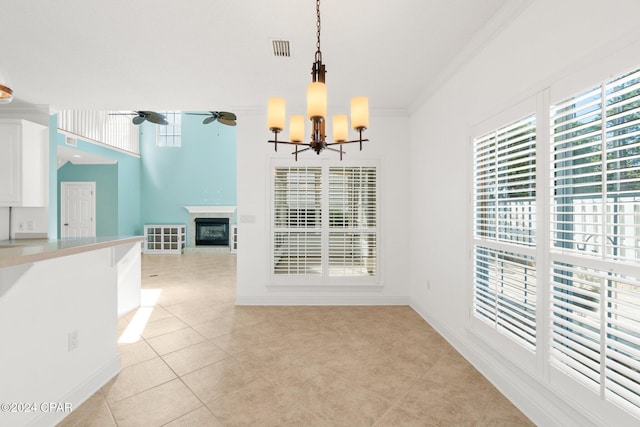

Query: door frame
[{"left": 60, "top": 181, "right": 96, "bottom": 238}]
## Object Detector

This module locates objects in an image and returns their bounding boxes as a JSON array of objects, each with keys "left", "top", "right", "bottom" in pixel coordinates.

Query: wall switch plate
[{"left": 68, "top": 330, "right": 79, "bottom": 351}]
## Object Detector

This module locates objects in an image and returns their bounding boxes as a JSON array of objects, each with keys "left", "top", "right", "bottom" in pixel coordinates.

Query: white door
[{"left": 61, "top": 182, "right": 96, "bottom": 238}]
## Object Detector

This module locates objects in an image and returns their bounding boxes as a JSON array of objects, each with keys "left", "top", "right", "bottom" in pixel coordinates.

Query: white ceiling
[
  {"left": 57, "top": 144, "right": 117, "bottom": 168},
  {"left": 0, "top": 0, "right": 519, "bottom": 114}
]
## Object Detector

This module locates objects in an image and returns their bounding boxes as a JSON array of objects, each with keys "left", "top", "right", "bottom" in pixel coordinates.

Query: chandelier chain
[{"left": 315, "top": 0, "right": 321, "bottom": 58}]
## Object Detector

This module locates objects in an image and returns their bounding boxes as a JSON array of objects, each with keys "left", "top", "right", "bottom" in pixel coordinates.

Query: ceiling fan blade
[
  {"left": 218, "top": 118, "right": 236, "bottom": 126},
  {"left": 185, "top": 112, "right": 210, "bottom": 116},
  {"left": 109, "top": 112, "right": 136, "bottom": 116},
  {"left": 146, "top": 112, "right": 169, "bottom": 125},
  {"left": 218, "top": 111, "right": 237, "bottom": 121},
  {"left": 203, "top": 116, "right": 217, "bottom": 124},
  {"left": 132, "top": 116, "right": 146, "bottom": 125}
]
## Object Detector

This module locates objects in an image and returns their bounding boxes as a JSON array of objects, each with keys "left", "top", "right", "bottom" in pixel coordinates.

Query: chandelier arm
[
  {"left": 324, "top": 147, "right": 344, "bottom": 154},
  {"left": 268, "top": 140, "right": 312, "bottom": 147},
  {"left": 292, "top": 147, "right": 312, "bottom": 155},
  {"left": 325, "top": 139, "right": 370, "bottom": 146}
]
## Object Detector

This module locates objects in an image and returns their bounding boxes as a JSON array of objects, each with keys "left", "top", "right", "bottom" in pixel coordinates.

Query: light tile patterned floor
[{"left": 58, "top": 253, "right": 534, "bottom": 426}]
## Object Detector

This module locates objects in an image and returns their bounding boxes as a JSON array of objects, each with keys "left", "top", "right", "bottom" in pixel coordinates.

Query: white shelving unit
[
  {"left": 230, "top": 224, "right": 238, "bottom": 253},
  {"left": 144, "top": 224, "right": 186, "bottom": 254}
]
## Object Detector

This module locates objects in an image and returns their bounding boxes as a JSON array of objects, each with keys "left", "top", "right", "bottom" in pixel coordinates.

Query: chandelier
[{"left": 267, "top": 0, "right": 369, "bottom": 161}]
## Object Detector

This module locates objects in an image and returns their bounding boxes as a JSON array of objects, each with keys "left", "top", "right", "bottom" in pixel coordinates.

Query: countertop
[{"left": 0, "top": 236, "right": 144, "bottom": 268}]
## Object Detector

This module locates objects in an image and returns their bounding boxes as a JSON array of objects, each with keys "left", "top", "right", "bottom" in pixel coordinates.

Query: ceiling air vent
[{"left": 272, "top": 40, "right": 291, "bottom": 57}]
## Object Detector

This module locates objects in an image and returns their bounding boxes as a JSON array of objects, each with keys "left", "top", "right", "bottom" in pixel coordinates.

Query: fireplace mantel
[
  {"left": 184, "top": 206, "right": 236, "bottom": 214},
  {"left": 184, "top": 206, "right": 236, "bottom": 253}
]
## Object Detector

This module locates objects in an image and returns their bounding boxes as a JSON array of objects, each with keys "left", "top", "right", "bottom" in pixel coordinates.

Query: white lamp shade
[
  {"left": 350, "top": 96, "right": 369, "bottom": 130},
  {"left": 289, "top": 115, "right": 305, "bottom": 142},
  {"left": 333, "top": 114, "right": 348, "bottom": 142},
  {"left": 268, "top": 97, "right": 286, "bottom": 131},
  {"left": 307, "top": 82, "right": 327, "bottom": 119}
]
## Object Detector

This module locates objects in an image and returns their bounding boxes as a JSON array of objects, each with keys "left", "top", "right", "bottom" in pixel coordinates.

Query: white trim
[
  {"left": 184, "top": 205, "right": 236, "bottom": 214},
  {"left": 236, "top": 295, "right": 408, "bottom": 306},
  {"left": 411, "top": 299, "right": 600, "bottom": 427},
  {"left": 269, "top": 159, "right": 380, "bottom": 286},
  {"left": 29, "top": 355, "right": 120, "bottom": 427},
  {"left": 409, "top": 0, "right": 535, "bottom": 114}
]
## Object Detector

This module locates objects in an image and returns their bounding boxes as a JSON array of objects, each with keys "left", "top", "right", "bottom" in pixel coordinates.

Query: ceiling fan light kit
[
  {"left": 267, "top": 0, "right": 369, "bottom": 161},
  {"left": 0, "top": 84, "right": 13, "bottom": 104}
]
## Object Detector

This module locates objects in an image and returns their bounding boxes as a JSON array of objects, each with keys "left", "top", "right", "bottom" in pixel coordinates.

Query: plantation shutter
[
  {"left": 473, "top": 113, "right": 537, "bottom": 350},
  {"left": 550, "top": 85, "right": 603, "bottom": 256},
  {"left": 328, "top": 167, "right": 377, "bottom": 276},
  {"left": 272, "top": 163, "right": 378, "bottom": 281},
  {"left": 273, "top": 167, "right": 322, "bottom": 275},
  {"left": 550, "top": 67, "right": 640, "bottom": 413}
]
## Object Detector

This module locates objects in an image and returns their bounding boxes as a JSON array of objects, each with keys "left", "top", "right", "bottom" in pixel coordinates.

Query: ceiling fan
[
  {"left": 186, "top": 111, "right": 237, "bottom": 126},
  {"left": 109, "top": 111, "right": 169, "bottom": 125}
]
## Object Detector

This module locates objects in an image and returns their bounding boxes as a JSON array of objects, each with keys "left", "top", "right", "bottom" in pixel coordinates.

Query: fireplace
[{"left": 195, "top": 218, "right": 229, "bottom": 246}]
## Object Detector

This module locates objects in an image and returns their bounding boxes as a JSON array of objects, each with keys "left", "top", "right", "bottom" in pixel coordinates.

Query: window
[
  {"left": 550, "top": 68, "right": 640, "bottom": 413},
  {"left": 473, "top": 114, "right": 537, "bottom": 350},
  {"left": 471, "top": 59, "right": 640, "bottom": 420},
  {"left": 273, "top": 166, "right": 322, "bottom": 275},
  {"left": 272, "top": 163, "right": 378, "bottom": 282},
  {"left": 157, "top": 111, "right": 181, "bottom": 147},
  {"left": 328, "top": 167, "right": 377, "bottom": 276}
]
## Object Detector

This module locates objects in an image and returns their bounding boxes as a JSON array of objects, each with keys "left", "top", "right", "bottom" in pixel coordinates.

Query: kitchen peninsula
[{"left": 0, "top": 236, "right": 143, "bottom": 427}]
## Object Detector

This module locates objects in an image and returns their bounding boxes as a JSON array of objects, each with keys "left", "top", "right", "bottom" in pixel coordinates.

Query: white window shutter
[
  {"left": 550, "top": 67, "right": 640, "bottom": 414},
  {"left": 473, "top": 113, "right": 537, "bottom": 350}
]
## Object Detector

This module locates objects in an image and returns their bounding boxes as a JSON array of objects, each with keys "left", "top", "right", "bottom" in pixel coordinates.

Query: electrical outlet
[
  {"left": 26, "top": 220, "right": 34, "bottom": 231},
  {"left": 427, "top": 280, "right": 431, "bottom": 290},
  {"left": 68, "top": 330, "right": 79, "bottom": 351}
]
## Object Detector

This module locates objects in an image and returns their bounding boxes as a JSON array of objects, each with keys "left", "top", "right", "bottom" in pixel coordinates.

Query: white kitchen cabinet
[{"left": 0, "top": 119, "right": 48, "bottom": 207}]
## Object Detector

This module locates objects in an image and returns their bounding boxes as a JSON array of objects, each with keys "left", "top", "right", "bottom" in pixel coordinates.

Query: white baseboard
[
  {"left": 29, "top": 355, "right": 121, "bottom": 427},
  {"left": 409, "top": 300, "right": 598, "bottom": 427},
  {"left": 236, "top": 295, "right": 409, "bottom": 306}
]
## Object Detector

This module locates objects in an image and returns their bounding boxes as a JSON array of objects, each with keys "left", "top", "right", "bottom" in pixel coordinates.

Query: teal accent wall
[
  {"left": 49, "top": 112, "right": 235, "bottom": 240},
  {"left": 57, "top": 164, "right": 118, "bottom": 237},
  {"left": 140, "top": 113, "right": 237, "bottom": 238},
  {"left": 52, "top": 119, "right": 142, "bottom": 238}
]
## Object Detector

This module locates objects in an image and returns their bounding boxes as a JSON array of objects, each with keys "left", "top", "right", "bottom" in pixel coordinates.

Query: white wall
[
  {"left": 0, "top": 207, "right": 8, "bottom": 240},
  {"left": 409, "top": 0, "right": 640, "bottom": 426},
  {"left": 236, "top": 109, "right": 411, "bottom": 304},
  {"left": 0, "top": 247, "right": 120, "bottom": 427}
]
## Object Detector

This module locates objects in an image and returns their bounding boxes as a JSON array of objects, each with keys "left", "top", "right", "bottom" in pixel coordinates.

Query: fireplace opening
[{"left": 195, "top": 218, "right": 229, "bottom": 246}]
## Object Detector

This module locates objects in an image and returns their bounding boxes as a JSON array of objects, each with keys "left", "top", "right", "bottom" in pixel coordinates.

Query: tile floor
[{"left": 58, "top": 253, "right": 534, "bottom": 427}]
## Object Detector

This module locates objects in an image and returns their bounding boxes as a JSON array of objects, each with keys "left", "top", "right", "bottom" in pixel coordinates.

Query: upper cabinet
[{"left": 0, "top": 119, "right": 48, "bottom": 207}]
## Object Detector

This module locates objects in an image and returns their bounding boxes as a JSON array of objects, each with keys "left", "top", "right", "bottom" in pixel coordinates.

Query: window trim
[
  {"left": 156, "top": 111, "right": 182, "bottom": 147},
  {"left": 469, "top": 100, "right": 541, "bottom": 375},
  {"left": 269, "top": 158, "right": 381, "bottom": 288},
  {"left": 468, "top": 65, "right": 640, "bottom": 420}
]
